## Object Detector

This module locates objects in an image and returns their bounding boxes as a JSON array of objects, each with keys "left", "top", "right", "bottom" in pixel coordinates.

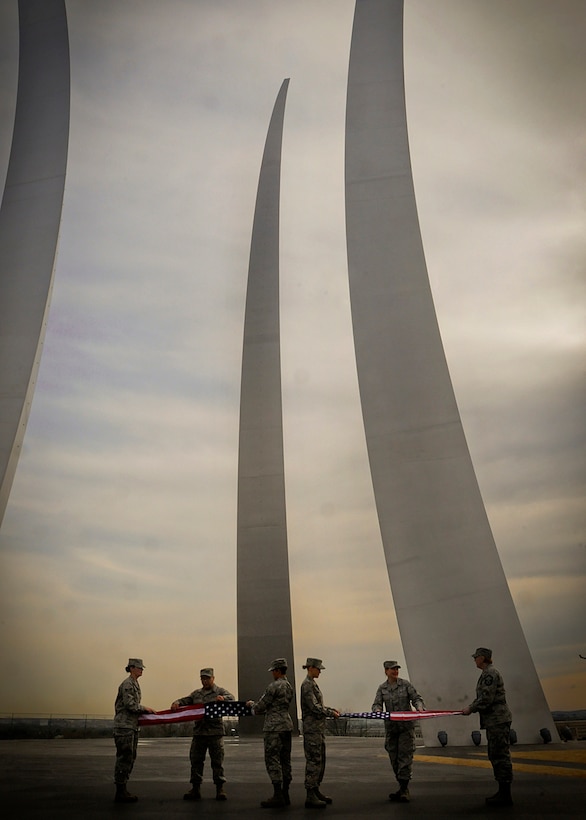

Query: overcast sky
[{"left": 0, "top": 0, "right": 584, "bottom": 717}]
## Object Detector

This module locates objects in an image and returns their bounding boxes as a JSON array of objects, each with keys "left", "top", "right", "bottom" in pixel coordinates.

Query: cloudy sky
[{"left": 0, "top": 0, "right": 584, "bottom": 717}]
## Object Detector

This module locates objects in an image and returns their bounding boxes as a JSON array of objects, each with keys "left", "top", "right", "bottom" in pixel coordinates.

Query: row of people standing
[
  {"left": 112, "top": 655, "right": 336, "bottom": 808},
  {"left": 246, "top": 657, "right": 340, "bottom": 809},
  {"left": 113, "top": 647, "right": 513, "bottom": 808},
  {"left": 373, "top": 650, "right": 513, "bottom": 807}
]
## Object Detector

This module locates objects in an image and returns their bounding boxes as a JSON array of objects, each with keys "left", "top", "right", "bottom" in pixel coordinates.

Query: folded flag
[
  {"left": 339, "top": 710, "right": 464, "bottom": 721},
  {"left": 139, "top": 701, "right": 252, "bottom": 726}
]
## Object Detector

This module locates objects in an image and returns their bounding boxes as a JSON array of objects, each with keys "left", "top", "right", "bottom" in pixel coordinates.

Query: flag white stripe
[{"left": 139, "top": 704, "right": 205, "bottom": 725}]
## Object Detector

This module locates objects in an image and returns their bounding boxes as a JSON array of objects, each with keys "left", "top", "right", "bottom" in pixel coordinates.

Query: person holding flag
[
  {"left": 300, "top": 657, "right": 340, "bottom": 809},
  {"left": 113, "top": 658, "right": 155, "bottom": 803},
  {"left": 171, "top": 667, "right": 234, "bottom": 802},
  {"left": 246, "top": 658, "right": 295, "bottom": 808},
  {"left": 461, "top": 648, "right": 513, "bottom": 807},
  {"left": 372, "top": 660, "right": 425, "bottom": 803}
]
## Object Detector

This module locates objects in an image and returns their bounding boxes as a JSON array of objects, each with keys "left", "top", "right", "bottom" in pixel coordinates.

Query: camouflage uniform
[
  {"left": 113, "top": 675, "right": 148, "bottom": 785},
  {"left": 251, "top": 676, "right": 294, "bottom": 784},
  {"left": 300, "top": 675, "right": 336, "bottom": 789},
  {"left": 468, "top": 663, "right": 513, "bottom": 783},
  {"left": 174, "top": 682, "right": 234, "bottom": 786},
  {"left": 372, "top": 676, "right": 424, "bottom": 782}
]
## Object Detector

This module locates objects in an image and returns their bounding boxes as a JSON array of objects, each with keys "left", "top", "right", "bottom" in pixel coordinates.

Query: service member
[
  {"left": 372, "top": 660, "right": 424, "bottom": 803},
  {"left": 462, "top": 648, "right": 513, "bottom": 806},
  {"left": 171, "top": 667, "right": 234, "bottom": 801},
  {"left": 300, "top": 658, "right": 340, "bottom": 809},
  {"left": 113, "top": 658, "right": 155, "bottom": 803},
  {"left": 246, "top": 658, "right": 294, "bottom": 808}
]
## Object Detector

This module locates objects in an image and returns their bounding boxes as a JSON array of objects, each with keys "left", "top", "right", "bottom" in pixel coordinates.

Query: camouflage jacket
[
  {"left": 114, "top": 675, "right": 147, "bottom": 730},
  {"left": 300, "top": 675, "right": 336, "bottom": 734},
  {"left": 372, "top": 677, "right": 424, "bottom": 722},
  {"left": 175, "top": 683, "right": 234, "bottom": 735},
  {"left": 251, "top": 676, "right": 294, "bottom": 733},
  {"left": 468, "top": 664, "right": 512, "bottom": 728}
]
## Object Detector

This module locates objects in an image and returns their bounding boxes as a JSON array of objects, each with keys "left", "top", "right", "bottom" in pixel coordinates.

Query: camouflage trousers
[
  {"left": 486, "top": 723, "right": 513, "bottom": 783},
  {"left": 303, "top": 731, "right": 326, "bottom": 789},
  {"left": 190, "top": 734, "right": 226, "bottom": 785},
  {"left": 113, "top": 728, "right": 139, "bottom": 784},
  {"left": 384, "top": 723, "right": 416, "bottom": 782},
  {"left": 263, "top": 730, "right": 292, "bottom": 784}
]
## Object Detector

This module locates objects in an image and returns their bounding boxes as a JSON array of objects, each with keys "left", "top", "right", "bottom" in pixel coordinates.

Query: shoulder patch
[{"left": 483, "top": 675, "right": 494, "bottom": 686}]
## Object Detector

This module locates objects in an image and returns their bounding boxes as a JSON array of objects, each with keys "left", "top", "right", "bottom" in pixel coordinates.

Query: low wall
[
  {"left": 0, "top": 715, "right": 388, "bottom": 740},
  {"left": 1, "top": 715, "right": 581, "bottom": 742}
]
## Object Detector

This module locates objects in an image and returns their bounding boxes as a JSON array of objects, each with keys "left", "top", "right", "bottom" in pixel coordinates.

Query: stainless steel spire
[
  {"left": 0, "top": 0, "right": 70, "bottom": 526},
  {"left": 345, "top": 0, "right": 554, "bottom": 744},
  {"left": 237, "top": 79, "right": 297, "bottom": 732}
]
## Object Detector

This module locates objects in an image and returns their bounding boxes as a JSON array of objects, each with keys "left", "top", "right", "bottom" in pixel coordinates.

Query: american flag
[
  {"left": 139, "top": 704, "right": 204, "bottom": 726},
  {"left": 139, "top": 704, "right": 461, "bottom": 726},
  {"left": 339, "top": 710, "right": 464, "bottom": 721},
  {"left": 139, "top": 701, "right": 252, "bottom": 726}
]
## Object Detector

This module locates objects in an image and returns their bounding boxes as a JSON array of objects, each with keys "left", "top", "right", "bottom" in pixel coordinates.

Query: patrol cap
[
  {"left": 268, "top": 658, "right": 288, "bottom": 671},
  {"left": 383, "top": 660, "right": 401, "bottom": 669},
  {"left": 303, "top": 658, "right": 325, "bottom": 670},
  {"left": 200, "top": 667, "right": 214, "bottom": 678},
  {"left": 128, "top": 658, "right": 145, "bottom": 669},
  {"left": 472, "top": 648, "right": 492, "bottom": 660}
]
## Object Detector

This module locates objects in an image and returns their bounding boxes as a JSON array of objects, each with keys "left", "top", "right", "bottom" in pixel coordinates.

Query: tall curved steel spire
[
  {"left": 0, "top": 0, "right": 70, "bottom": 526},
  {"left": 345, "top": 0, "right": 554, "bottom": 744},
  {"left": 237, "top": 79, "right": 297, "bottom": 732}
]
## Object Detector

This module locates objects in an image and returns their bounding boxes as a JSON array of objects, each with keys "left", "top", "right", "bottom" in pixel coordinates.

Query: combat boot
[
  {"left": 389, "top": 782, "right": 401, "bottom": 801},
  {"left": 398, "top": 780, "right": 410, "bottom": 802},
  {"left": 305, "top": 788, "right": 327, "bottom": 809},
  {"left": 261, "top": 782, "right": 286, "bottom": 808},
  {"left": 283, "top": 778, "right": 291, "bottom": 805},
  {"left": 183, "top": 784, "right": 201, "bottom": 800},
  {"left": 485, "top": 782, "right": 513, "bottom": 807},
  {"left": 114, "top": 784, "right": 138, "bottom": 803},
  {"left": 216, "top": 783, "right": 227, "bottom": 801},
  {"left": 315, "top": 787, "right": 332, "bottom": 804}
]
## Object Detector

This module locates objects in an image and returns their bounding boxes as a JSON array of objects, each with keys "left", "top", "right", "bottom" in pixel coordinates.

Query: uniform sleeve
[
  {"left": 122, "top": 680, "right": 147, "bottom": 714},
  {"left": 174, "top": 689, "right": 198, "bottom": 707},
  {"left": 251, "top": 685, "right": 273, "bottom": 715},
  {"left": 219, "top": 687, "right": 235, "bottom": 701},
  {"left": 468, "top": 672, "right": 498, "bottom": 713},
  {"left": 301, "top": 680, "right": 333, "bottom": 718},
  {"left": 372, "top": 684, "right": 384, "bottom": 711}
]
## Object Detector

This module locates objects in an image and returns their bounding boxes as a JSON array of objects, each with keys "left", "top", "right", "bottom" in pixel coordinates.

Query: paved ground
[{"left": 1, "top": 736, "right": 585, "bottom": 819}]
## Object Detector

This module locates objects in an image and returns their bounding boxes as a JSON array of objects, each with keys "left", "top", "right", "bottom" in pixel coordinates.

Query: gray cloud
[{"left": 0, "top": 0, "right": 584, "bottom": 714}]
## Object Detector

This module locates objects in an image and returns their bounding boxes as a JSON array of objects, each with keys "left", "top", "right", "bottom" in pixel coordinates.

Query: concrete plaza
[{"left": 1, "top": 736, "right": 585, "bottom": 819}]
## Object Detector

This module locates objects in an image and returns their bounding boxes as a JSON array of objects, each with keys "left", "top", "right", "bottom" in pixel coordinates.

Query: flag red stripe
[{"left": 139, "top": 704, "right": 205, "bottom": 726}]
